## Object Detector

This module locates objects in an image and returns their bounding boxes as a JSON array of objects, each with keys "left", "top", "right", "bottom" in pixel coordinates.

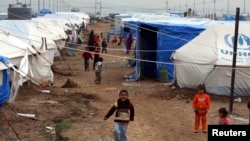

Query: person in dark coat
[
  {"left": 125, "top": 33, "right": 133, "bottom": 54},
  {"left": 87, "top": 30, "right": 95, "bottom": 52}
]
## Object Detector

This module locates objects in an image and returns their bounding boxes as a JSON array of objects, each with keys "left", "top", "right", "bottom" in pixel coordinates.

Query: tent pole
[{"left": 229, "top": 8, "right": 240, "bottom": 114}]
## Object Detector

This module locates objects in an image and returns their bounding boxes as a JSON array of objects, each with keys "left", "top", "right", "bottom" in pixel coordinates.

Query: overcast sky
[{"left": 1, "top": 0, "right": 249, "bottom": 17}]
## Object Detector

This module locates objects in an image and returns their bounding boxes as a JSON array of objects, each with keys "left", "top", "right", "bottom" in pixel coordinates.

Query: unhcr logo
[
  {"left": 221, "top": 34, "right": 250, "bottom": 61},
  {"left": 224, "top": 34, "right": 250, "bottom": 50}
]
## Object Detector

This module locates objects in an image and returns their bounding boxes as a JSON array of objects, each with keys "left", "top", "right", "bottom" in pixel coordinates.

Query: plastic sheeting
[{"left": 0, "top": 55, "right": 10, "bottom": 107}]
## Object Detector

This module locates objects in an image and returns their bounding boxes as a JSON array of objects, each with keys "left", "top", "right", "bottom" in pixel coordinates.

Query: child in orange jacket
[{"left": 192, "top": 83, "right": 211, "bottom": 133}]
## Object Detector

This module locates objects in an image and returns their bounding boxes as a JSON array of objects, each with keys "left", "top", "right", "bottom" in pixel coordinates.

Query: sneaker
[
  {"left": 203, "top": 130, "right": 207, "bottom": 133},
  {"left": 194, "top": 130, "right": 198, "bottom": 133}
]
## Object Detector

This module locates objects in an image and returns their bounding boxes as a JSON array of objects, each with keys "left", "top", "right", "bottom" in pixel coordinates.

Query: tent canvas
[
  {"left": 173, "top": 23, "right": 250, "bottom": 96},
  {"left": 0, "top": 20, "right": 57, "bottom": 52},
  {"left": 0, "top": 20, "right": 57, "bottom": 67},
  {"left": 127, "top": 20, "right": 206, "bottom": 81},
  {"left": 34, "top": 17, "right": 72, "bottom": 31},
  {"left": 31, "top": 18, "right": 68, "bottom": 56},
  {"left": 0, "top": 28, "right": 37, "bottom": 65},
  {"left": 55, "top": 12, "right": 90, "bottom": 24},
  {"left": 0, "top": 27, "right": 54, "bottom": 102},
  {"left": 31, "top": 18, "right": 68, "bottom": 40}
]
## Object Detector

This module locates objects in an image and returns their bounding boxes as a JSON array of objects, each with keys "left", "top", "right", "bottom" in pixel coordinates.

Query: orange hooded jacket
[{"left": 192, "top": 93, "right": 210, "bottom": 114}]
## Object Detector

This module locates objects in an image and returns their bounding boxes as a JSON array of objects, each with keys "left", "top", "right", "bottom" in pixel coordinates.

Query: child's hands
[{"left": 193, "top": 108, "right": 198, "bottom": 114}]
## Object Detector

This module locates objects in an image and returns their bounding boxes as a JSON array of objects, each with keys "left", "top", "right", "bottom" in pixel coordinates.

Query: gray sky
[{"left": 1, "top": 0, "right": 249, "bottom": 17}]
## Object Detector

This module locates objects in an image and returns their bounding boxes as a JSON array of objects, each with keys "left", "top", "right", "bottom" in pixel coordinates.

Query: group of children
[
  {"left": 82, "top": 32, "right": 231, "bottom": 140},
  {"left": 102, "top": 83, "right": 231, "bottom": 141},
  {"left": 82, "top": 31, "right": 134, "bottom": 85},
  {"left": 82, "top": 47, "right": 103, "bottom": 84},
  {"left": 82, "top": 30, "right": 108, "bottom": 84}
]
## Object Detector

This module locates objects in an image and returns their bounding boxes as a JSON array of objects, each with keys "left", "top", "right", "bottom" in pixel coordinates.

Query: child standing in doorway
[{"left": 104, "top": 89, "right": 135, "bottom": 141}]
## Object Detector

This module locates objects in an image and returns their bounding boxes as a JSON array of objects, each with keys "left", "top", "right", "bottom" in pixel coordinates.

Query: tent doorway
[{"left": 139, "top": 25, "right": 157, "bottom": 79}]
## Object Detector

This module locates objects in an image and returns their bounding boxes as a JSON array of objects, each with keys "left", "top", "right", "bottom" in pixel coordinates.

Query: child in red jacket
[
  {"left": 82, "top": 47, "right": 92, "bottom": 71},
  {"left": 192, "top": 83, "right": 210, "bottom": 133}
]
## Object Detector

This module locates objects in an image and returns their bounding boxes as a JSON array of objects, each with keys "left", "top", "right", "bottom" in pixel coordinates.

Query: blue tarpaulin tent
[
  {"left": 126, "top": 21, "right": 206, "bottom": 82},
  {"left": 0, "top": 55, "right": 11, "bottom": 107}
]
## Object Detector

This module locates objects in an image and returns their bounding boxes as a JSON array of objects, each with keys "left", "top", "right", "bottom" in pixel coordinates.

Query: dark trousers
[
  {"left": 84, "top": 58, "right": 90, "bottom": 71},
  {"left": 102, "top": 47, "right": 107, "bottom": 53},
  {"left": 95, "top": 71, "right": 101, "bottom": 84}
]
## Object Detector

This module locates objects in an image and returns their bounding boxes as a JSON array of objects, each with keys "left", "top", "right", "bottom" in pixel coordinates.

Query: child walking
[
  {"left": 94, "top": 57, "right": 103, "bottom": 84},
  {"left": 82, "top": 47, "right": 92, "bottom": 71},
  {"left": 102, "top": 38, "right": 108, "bottom": 53},
  {"left": 104, "top": 89, "right": 135, "bottom": 141},
  {"left": 93, "top": 47, "right": 100, "bottom": 70},
  {"left": 192, "top": 83, "right": 211, "bottom": 133},
  {"left": 218, "top": 107, "right": 230, "bottom": 125}
]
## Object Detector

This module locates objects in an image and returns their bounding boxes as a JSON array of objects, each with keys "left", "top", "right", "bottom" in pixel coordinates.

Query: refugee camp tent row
[
  {"left": 122, "top": 16, "right": 214, "bottom": 82},
  {"left": 44, "top": 12, "right": 89, "bottom": 29},
  {"left": 0, "top": 20, "right": 57, "bottom": 102},
  {"left": 0, "top": 27, "right": 38, "bottom": 102},
  {"left": 0, "top": 12, "right": 90, "bottom": 102},
  {"left": 172, "top": 22, "right": 250, "bottom": 96},
  {"left": 43, "top": 14, "right": 81, "bottom": 29},
  {"left": 41, "top": 12, "right": 89, "bottom": 56}
]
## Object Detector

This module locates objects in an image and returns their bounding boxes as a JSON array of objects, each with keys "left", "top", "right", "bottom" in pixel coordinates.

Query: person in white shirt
[{"left": 94, "top": 57, "right": 103, "bottom": 84}]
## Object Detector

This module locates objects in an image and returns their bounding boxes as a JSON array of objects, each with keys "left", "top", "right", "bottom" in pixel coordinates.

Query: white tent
[
  {"left": 173, "top": 23, "right": 250, "bottom": 96},
  {"left": 0, "top": 20, "right": 55, "bottom": 85},
  {"left": 0, "top": 28, "right": 47, "bottom": 102},
  {"left": 31, "top": 18, "right": 68, "bottom": 40},
  {"left": 31, "top": 18, "right": 68, "bottom": 56},
  {"left": 44, "top": 13, "right": 85, "bottom": 29},
  {"left": 0, "top": 29, "right": 36, "bottom": 65},
  {"left": 0, "top": 20, "right": 57, "bottom": 63},
  {"left": 35, "top": 17, "right": 72, "bottom": 31},
  {"left": 55, "top": 12, "right": 90, "bottom": 24}
]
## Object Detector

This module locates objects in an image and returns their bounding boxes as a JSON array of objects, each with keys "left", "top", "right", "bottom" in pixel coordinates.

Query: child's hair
[
  {"left": 197, "top": 83, "right": 206, "bottom": 92},
  {"left": 119, "top": 89, "right": 128, "bottom": 96},
  {"left": 218, "top": 107, "right": 229, "bottom": 116},
  {"left": 99, "top": 57, "right": 103, "bottom": 62}
]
